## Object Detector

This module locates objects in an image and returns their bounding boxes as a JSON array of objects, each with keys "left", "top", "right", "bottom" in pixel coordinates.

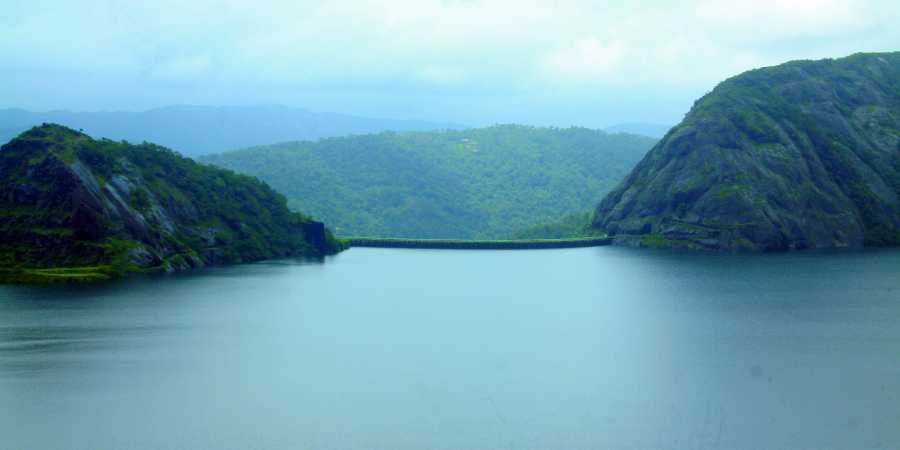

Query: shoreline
[{"left": 344, "top": 237, "right": 611, "bottom": 250}]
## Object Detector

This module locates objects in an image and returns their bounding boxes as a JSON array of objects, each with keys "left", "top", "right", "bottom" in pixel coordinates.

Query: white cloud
[
  {"left": 148, "top": 55, "right": 213, "bottom": 82},
  {"left": 695, "top": 0, "right": 871, "bottom": 37},
  {"left": 0, "top": 0, "right": 898, "bottom": 124},
  {"left": 542, "top": 37, "right": 628, "bottom": 81},
  {"left": 414, "top": 66, "right": 469, "bottom": 85}
]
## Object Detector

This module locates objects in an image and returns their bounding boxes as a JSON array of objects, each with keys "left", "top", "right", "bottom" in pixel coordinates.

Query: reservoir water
[{"left": 1, "top": 247, "right": 899, "bottom": 450}]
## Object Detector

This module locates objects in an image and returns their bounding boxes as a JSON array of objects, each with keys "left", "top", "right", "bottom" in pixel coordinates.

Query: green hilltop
[
  {"left": 203, "top": 125, "right": 656, "bottom": 239},
  {"left": 0, "top": 124, "right": 342, "bottom": 283},
  {"left": 594, "top": 52, "right": 900, "bottom": 251}
]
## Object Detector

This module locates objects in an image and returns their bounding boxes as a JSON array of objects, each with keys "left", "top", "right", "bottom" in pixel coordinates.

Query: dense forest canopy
[
  {"left": 204, "top": 125, "right": 656, "bottom": 239},
  {"left": 507, "top": 211, "right": 596, "bottom": 239}
]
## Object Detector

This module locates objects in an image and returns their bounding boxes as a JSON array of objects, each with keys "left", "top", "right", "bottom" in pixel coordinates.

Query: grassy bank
[{"left": 0, "top": 266, "right": 122, "bottom": 284}]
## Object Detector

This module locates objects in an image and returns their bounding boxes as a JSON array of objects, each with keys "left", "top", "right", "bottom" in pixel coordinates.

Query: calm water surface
[{"left": 1, "top": 247, "right": 899, "bottom": 450}]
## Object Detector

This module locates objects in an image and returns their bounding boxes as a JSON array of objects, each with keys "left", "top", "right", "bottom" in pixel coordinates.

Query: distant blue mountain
[
  {"left": 0, "top": 105, "right": 463, "bottom": 157},
  {"left": 604, "top": 122, "right": 673, "bottom": 139}
]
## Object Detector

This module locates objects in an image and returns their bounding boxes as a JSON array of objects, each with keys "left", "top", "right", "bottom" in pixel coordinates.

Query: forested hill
[
  {"left": 0, "top": 105, "right": 459, "bottom": 157},
  {"left": 594, "top": 52, "right": 900, "bottom": 251},
  {"left": 204, "top": 125, "right": 656, "bottom": 239},
  {"left": 0, "top": 124, "right": 342, "bottom": 283}
]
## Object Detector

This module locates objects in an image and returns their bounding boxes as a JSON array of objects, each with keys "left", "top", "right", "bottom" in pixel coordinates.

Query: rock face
[
  {"left": 593, "top": 52, "right": 900, "bottom": 251},
  {"left": 0, "top": 124, "right": 342, "bottom": 280}
]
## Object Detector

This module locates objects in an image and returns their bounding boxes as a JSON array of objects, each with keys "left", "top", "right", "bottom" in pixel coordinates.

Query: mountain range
[
  {"left": 604, "top": 123, "right": 673, "bottom": 138},
  {"left": 0, "top": 105, "right": 461, "bottom": 157}
]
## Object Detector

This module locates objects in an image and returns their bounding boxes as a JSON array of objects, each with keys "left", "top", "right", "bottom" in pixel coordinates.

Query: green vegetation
[
  {"left": 204, "top": 125, "right": 655, "bottom": 239},
  {"left": 639, "top": 234, "right": 668, "bottom": 248},
  {"left": 0, "top": 124, "right": 343, "bottom": 283},
  {"left": 711, "top": 184, "right": 750, "bottom": 200},
  {"left": 0, "top": 265, "right": 123, "bottom": 284},
  {"left": 594, "top": 52, "right": 900, "bottom": 251},
  {"left": 639, "top": 233, "right": 690, "bottom": 249},
  {"left": 507, "top": 211, "right": 598, "bottom": 239}
]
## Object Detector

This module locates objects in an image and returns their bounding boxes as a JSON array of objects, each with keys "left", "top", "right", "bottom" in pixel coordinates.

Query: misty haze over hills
[
  {"left": 0, "top": 105, "right": 462, "bottom": 157},
  {"left": 0, "top": 105, "right": 671, "bottom": 157},
  {"left": 602, "top": 123, "right": 672, "bottom": 138}
]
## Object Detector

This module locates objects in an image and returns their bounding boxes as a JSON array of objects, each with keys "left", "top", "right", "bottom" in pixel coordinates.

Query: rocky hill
[
  {"left": 0, "top": 124, "right": 342, "bottom": 282},
  {"left": 593, "top": 52, "right": 900, "bottom": 251}
]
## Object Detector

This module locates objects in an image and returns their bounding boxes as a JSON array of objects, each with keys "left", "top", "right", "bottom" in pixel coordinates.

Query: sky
[{"left": 2, "top": 0, "right": 898, "bottom": 127}]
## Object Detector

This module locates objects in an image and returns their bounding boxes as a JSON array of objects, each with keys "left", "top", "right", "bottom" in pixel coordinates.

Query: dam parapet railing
[{"left": 344, "top": 237, "right": 611, "bottom": 250}]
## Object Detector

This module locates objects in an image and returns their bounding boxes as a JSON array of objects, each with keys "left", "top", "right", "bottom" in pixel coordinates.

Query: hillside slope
[
  {"left": 204, "top": 125, "right": 656, "bottom": 239},
  {"left": 0, "top": 124, "right": 341, "bottom": 282},
  {"left": 593, "top": 52, "right": 900, "bottom": 251},
  {"left": 0, "top": 105, "right": 459, "bottom": 157}
]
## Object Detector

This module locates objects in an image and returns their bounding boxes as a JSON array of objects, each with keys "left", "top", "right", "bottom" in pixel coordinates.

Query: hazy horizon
[
  {"left": 0, "top": 104, "right": 680, "bottom": 133},
  {"left": 3, "top": 0, "right": 899, "bottom": 128}
]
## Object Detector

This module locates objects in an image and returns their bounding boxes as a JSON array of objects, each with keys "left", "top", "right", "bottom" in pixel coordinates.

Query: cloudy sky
[{"left": 2, "top": 0, "right": 898, "bottom": 127}]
